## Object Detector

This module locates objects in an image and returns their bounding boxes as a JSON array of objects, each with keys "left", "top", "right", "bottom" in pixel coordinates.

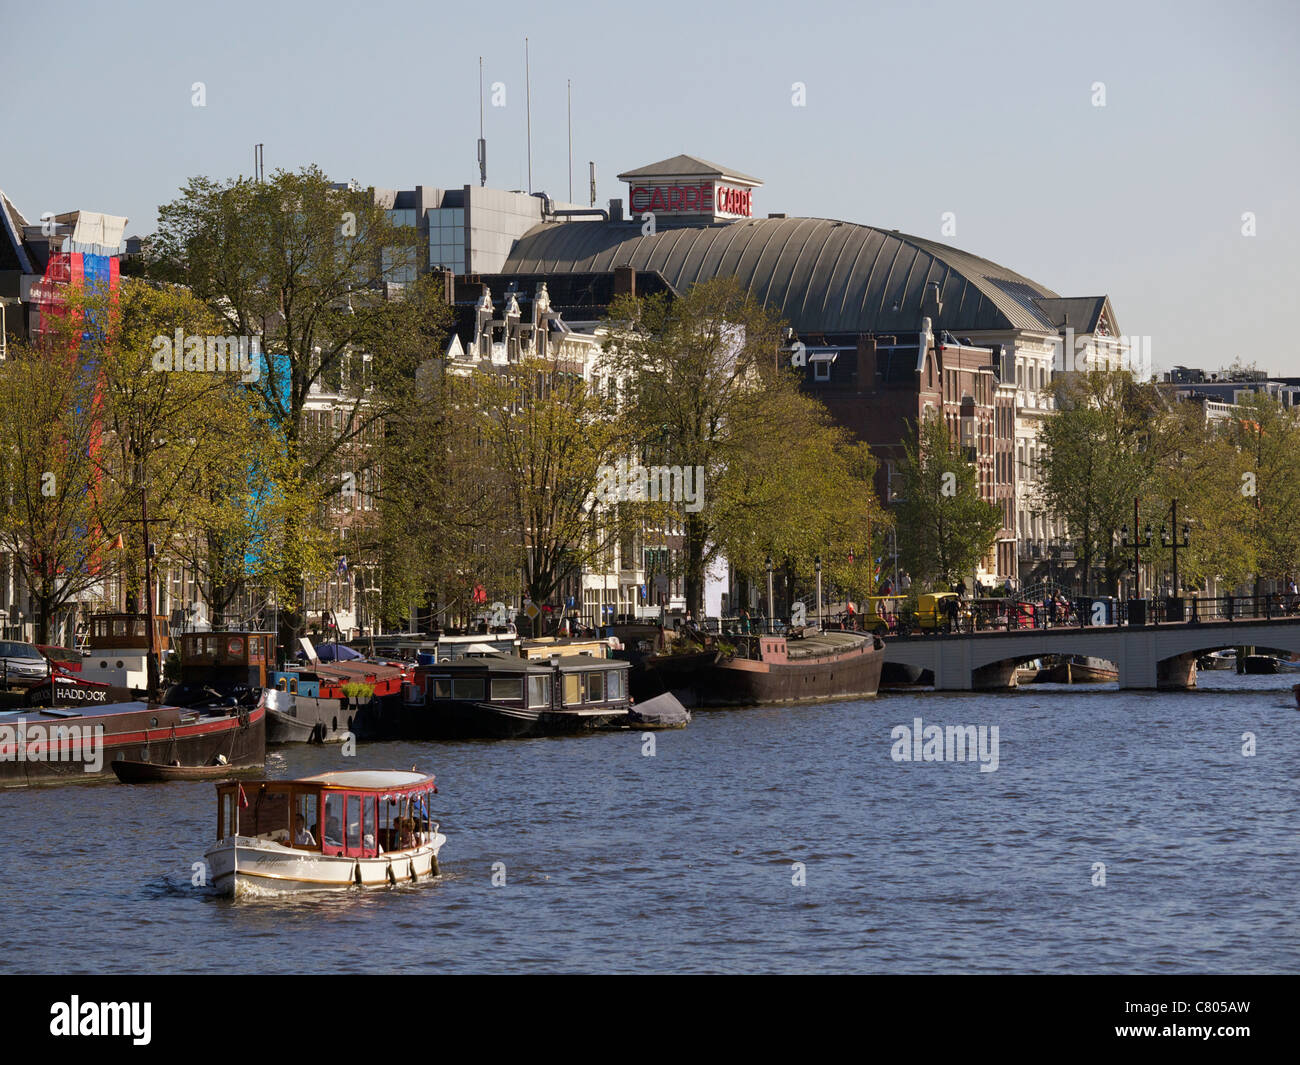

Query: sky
[{"left": 4, "top": 0, "right": 1297, "bottom": 375}]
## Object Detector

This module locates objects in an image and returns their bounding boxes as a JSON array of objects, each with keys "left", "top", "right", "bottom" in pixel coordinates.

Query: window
[
  {"left": 814, "top": 359, "right": 831, "bottom": 382},
  {"left": 452, "top": 677, "right": 485, "bottom": 701},
  {"left": 528, "top": 675, "right": 550, "bottom": 708},
  {"left": 323, "top": 794, "right": 343, "bottom": 852},
  {"left": 345, "top": 795, "right": 361, "bottom": 852},
  {"left": 607, "top": 670, "right": 624, "bottom": 701},
  {"left": 586, "top": 672, "right": 605, "bottom": 702},
  {"left": 491, "top": 677, "right": 523, "bottom": 702},
  {"left": 432, "top": 676, "right": 451, "bottom": 699},
  {"left": 563, "top": 673, "right": 584, "bottom": 706}
]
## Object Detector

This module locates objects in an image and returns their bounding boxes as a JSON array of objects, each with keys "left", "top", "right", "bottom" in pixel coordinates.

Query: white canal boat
[{"left": 204, "top": 770, "right": 445, "bottom": 896}]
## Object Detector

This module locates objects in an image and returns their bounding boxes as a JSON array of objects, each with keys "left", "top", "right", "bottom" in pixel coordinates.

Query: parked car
[{"left": 0, "top": 641, "right": 53, "bottom": 689}]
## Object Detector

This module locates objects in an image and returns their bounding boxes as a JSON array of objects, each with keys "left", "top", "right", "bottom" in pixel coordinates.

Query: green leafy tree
[
  {"left": 894, "top": 415, "right": 1001, "bottom": 588},
  {"left": 1038, "top": 370, "right": 1168, "bottom": 594},
  {"left": 148, "top": 166, "right": 452, "bottom": 648},
  {"left": 603, "top": 277, "right": 881, "bottom": 616}
]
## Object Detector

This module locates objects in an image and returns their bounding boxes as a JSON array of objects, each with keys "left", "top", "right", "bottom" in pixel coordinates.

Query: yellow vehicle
[
  {"left": 865, "top": 595, "right": 907, "bottom": 634},
  {"left": 915, "top": 592, "right": 962, "bottom": 631}
]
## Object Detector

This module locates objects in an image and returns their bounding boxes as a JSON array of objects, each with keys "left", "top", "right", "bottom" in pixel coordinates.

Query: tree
[
  {"left": 148, "top": 166, "right": 452, "bottom": 651},
  {"left": 0, "top": 340, "right": 127, "bottom": 644},
  {"left": 463, "top": 356, "right": 636, "bottom": 634},
  {"left": 894, "top": 415, "right": 1001, "bottom": 588},
  {"left": 372, "top": 368, "right": 517, "bottom": 631},
  {"left": 1038, "top": 370, "right": 1168, "bottom": 595},
  {"left": 1225, "top": 393, "right": 1300, "bottom": 587},
  {"left": 602, "top": 277, "right": 882, "bottom": 616}
]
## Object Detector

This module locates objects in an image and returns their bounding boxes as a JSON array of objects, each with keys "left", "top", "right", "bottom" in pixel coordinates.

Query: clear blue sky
[{"left": 5, "top": 0, "right": 1297, "bottom": 374}]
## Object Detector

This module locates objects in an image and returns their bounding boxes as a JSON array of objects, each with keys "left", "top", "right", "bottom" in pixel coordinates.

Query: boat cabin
[
  {"left": 179, "top": 631, "right": 274, "bottom": 690},
  {"left": 405, "top": 653, "right": 629, "bottom": 714},
  {"left": 86, "top": 613, "right": 171, "bottom": 653},
  {"left": 214, "top": 771, "right": 438, "bottom": 860}
]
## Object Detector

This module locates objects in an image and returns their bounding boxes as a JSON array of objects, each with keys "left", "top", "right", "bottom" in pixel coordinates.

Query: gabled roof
[
  {"left": 1032, "top": 296, "right": 1116, "bottom": 335},
  {"left": 616, "top": 154, "right": 761, "bottom": 186},
  {"left": 0, "top": 190, "right": 33, "bottom": 273}
]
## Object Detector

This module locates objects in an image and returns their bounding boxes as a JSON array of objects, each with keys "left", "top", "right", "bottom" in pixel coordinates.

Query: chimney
[
  {"left": 856, "top": 336, "right": 877, "bottom": 393},
  {"left": 613, "top": 265, "right": 636, "bottom": 298},
  {"left": 609, "top": 198, "right": 624, "bottom": 223}
]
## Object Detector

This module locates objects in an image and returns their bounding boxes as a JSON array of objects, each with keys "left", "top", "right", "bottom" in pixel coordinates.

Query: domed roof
[{"left": 500, "top": 216, "right": 1064, "bottom": 336}]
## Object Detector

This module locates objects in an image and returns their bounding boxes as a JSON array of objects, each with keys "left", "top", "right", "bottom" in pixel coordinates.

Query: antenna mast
[
  {"left": 525, "top": 37, "right": 533, "bottom": 194},
  {"left": 477, "top": 57, "right": 487, "bottom": 187},
  {"left": 567, "top": 79, "right": 573, "bottom": 203}
]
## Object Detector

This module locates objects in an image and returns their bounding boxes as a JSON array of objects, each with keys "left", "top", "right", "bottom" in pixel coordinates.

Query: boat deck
[{"left": 784, "top": 631, "right": 871, "bottom": 660}]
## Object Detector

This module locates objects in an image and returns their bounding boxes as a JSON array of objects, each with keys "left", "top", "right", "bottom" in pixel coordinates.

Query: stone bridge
[{"left": 880, "top": 618, "right": 1300, "bottom": 690}]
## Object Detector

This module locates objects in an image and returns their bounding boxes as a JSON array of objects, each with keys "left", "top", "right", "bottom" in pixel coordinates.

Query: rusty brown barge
[{"left": 634, "top": 629, "right": 884, "bottom": 708}]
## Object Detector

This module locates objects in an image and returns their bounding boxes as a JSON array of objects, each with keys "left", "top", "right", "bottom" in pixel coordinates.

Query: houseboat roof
[
  {"left": 291, "top": 770, "right": 434, "bottom": 791},
  {"left": 420, "top": 653, "right": 627, "bottom": 673}
]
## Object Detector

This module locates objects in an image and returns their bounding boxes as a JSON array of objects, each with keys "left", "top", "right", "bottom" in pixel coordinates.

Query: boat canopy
[{"left": 293, "top": 770, "right": 432, "bottom": 791}]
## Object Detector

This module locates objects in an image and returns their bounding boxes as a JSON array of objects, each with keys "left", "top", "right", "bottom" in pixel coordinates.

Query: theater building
[{"left": 483, "top": 153, "right": 1129, "bottom": 587}]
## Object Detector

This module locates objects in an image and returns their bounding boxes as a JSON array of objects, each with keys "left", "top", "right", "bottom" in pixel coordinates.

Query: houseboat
[
  {"left": 204, "top": 770, "right": 445, "bottom": 896},
  {"left": 400, "top": 653, "right": 632, "bottom": 739},
  {"left": 634, "top": 628, "right": 885, "bottom": 708},
  {"left": 2, "top": 615, "right": 266, "bottom": 787},
  {"left": 25, "top": 613, "right": 173, "bottom": 707},
  {"left": 266, "top": 639, "right": 412, "bottom": 743},
  {"left": 0, "top": 696, "right": 264, "bottom": 788}
]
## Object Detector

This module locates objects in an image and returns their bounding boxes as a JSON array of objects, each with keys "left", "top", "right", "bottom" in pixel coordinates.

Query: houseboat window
[
  {"left": 586, "top": 672, "right": 604, "bottom": 702},
  {"left": 451, "top": 678, "right": 484, "bottom": 701},
  {"left": 491, "top": 677, "right": 523, "bottom": 702},
  {"left": 322, "top": 794, "right": 343, "bottom": 850},
  {"left": 293, "top": 792, "right": 320, "bottom": 850},
  {"left": 432, "top": 676, "right": 452, "bottom": 699},
  {"left": 607, "top": 670, "right": 624, "bottom": 700},
  {"left": 365, "top": 796, "right": 379, "bottom": 854},
  {"left": 527, "top": 675, "right": 550, "bottom": 707},
  {"left": 346, "top": 796, "right": 361, "bottom": 852},
  {"left": 563, "top": 673, "right": 584, "bottom": 706}
]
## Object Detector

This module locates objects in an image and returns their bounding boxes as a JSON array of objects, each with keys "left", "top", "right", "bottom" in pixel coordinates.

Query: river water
[{"left": 2, "top": 670, "right": 1296, "bottom": 974}]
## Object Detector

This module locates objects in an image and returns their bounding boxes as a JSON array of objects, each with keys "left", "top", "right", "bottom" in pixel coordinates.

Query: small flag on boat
[{"left": 237, "top": 783, "right": 249, "bottom": 808}]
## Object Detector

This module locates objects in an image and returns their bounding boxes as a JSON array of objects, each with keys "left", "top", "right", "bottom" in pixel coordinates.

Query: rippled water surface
[{"left": 2, "top": 671, "right": 1296, "bottom": 973}]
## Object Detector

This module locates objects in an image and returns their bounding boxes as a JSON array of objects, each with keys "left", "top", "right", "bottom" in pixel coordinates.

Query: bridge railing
[{"left": 879, "top": 593, "right": 1300, "bottom": 638}]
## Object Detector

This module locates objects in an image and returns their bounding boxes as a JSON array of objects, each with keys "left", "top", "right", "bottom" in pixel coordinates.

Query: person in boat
[
  {"left": 398, "top": 818, "right": 417, "bottom": 849},
  {"left": 293, "top": 813, "right": 315, "bottom": 847}
]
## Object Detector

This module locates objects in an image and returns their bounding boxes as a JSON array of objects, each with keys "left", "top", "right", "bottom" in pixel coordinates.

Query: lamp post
[
  {"left": 847, "top": 548, "right": 856, "bottom": 629},
  {"left": 1119, "top": 497, "right": 1153, "bottom": 625},
  {"left": 815, "top": 554, "right": 823, "bottom": 630},
  {"left": 1160, "top": 499, "right": 1190, "bottom": 596},
  {"left": 765, "top": 555, "right": 775, "bottom": 634}
]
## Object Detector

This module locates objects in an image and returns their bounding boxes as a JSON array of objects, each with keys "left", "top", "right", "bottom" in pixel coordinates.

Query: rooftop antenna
[
  {"left": 254, "top": 143, "right": 264, "bottom": 183},
  {"left": 588, "top": 161, "right": 596, "bottom": 208},
  {"left": 567, "top": 79, "right": 573, "bottom": 204},
  {"left": 477, "top": 57, "right": 487, "bottom": 187},
  {"left": 525, "top": 37, "right": 533, "bottom": 194}
]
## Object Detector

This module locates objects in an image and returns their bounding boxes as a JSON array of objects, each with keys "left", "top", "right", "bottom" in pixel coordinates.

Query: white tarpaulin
[{"left": 55, "top": 211, "right": 128, "bottom": 252}]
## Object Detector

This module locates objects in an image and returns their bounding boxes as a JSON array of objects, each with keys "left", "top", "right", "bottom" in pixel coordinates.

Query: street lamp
[
  {"left": 815, "top": 554, "right": 823, "bottom": 630},
  {"left": 1160, "top": 499, "right": 1191, "bottom": 595},
  {"left": 1118, "top": 497, "right": 1153, "bottom": 625},
  {"left": 765, "top": 555, "right": 775, "bottom": 634}
]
